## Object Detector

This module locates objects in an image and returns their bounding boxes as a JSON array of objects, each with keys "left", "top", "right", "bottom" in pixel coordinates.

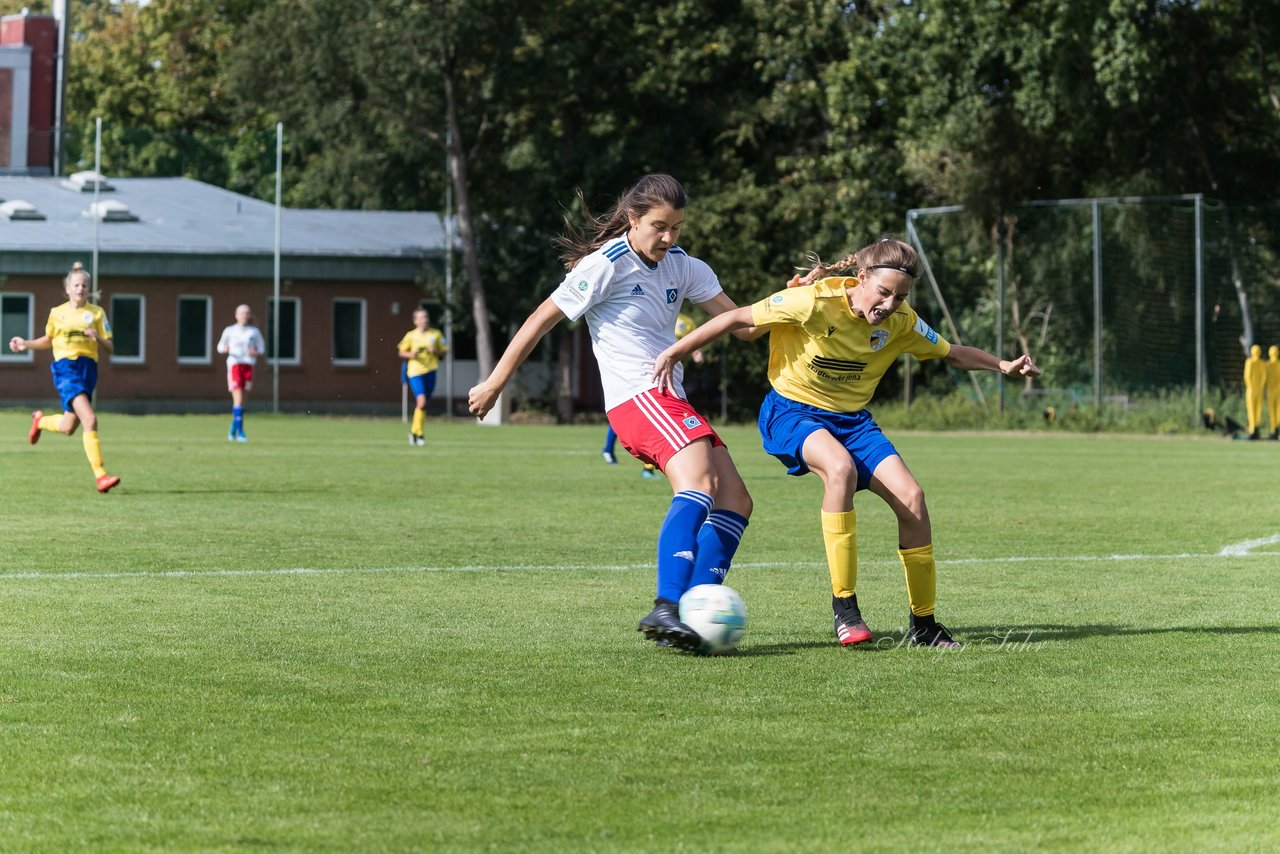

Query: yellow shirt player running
[
  {"left": 397, "top": 307, "right": 448, "bottom": 446},
  {"left": 653, "top": 237, "right": 1040, "bottom": 649},
  {"left": 8, "top": 262, "right": 121, "bottom": 493}
]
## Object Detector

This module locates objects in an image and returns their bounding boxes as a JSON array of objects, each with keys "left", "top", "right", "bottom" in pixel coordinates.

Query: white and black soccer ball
[{"left": 678, "top": 584, "right": 747, "bottom": 655}]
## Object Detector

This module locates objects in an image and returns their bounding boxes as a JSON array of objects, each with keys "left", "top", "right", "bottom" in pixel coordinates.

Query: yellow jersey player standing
[
  {"left": 397, "top": 307, "right": 448, "bottom": 446},
  {"left": 653, "top": 237, "right": 1039, "bottom": 649},
  {"left": 8, "top": 262, "right": 121, "bottom": 493},
  {"left": 1267, "top": 345, "right": 1280, "bottom": 441},
  {"left": 1243, "top": 344, "right": 1266, "bottom": 441}
]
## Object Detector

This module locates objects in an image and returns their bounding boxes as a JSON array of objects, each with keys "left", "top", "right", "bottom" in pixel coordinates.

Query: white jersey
[
  {"left": 550, "top": 237, "right": 723, "bottom": 410},
  {"left": 217, "top": 324, "right": 266, "bottom": 366}
]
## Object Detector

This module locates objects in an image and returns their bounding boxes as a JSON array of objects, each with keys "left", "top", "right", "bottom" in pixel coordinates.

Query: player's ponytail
[{"left": 554, "top": 173, "right": 690, "bottom": 270}]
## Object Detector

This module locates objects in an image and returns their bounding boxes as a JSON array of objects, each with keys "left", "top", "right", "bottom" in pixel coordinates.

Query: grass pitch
[{"left": 2, "top": 412, "right": 1279, "bottom": 851}]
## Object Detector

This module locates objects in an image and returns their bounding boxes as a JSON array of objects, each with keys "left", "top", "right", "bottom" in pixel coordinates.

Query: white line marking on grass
[
  {"left": 1, "top": 544, "right": 1277, "bottom": 584},
  {"left": 1218, "top": 534, "right": 1280, "bottom": 556}
]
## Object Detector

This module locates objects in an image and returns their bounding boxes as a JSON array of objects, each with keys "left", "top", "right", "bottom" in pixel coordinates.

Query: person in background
[
  {"left": 398, "top": 306, "right": 448, "bottom": 446},
  {"left": 216, "top": 304, "right": 266, "bottom": 442},
  {"left": 1266, "top": 345, "right": 1280, "bottom": 441},
  {"left": 653, "top": 237, "right": 1040, "bottom": 649},
  {"left": 9, "top": 262, "right": 121, "bottom": 493}
]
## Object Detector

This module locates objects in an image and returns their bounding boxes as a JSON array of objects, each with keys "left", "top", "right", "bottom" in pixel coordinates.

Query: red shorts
[
  {"left": 606, "top": 389, "right": 724, "bottom": 471},
  {"left": 228, "top": 363, "right": 254, "bottom": 391}
]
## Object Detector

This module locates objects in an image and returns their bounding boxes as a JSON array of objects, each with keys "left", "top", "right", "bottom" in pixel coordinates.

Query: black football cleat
[
  {"left": 638, "top": 598, "right": 702, "bottom": 651},
  {"left": 907, "top": 614, "right": 963, "bottom": 649}
]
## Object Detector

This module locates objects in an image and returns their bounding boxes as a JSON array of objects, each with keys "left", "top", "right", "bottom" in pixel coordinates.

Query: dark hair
[
  {"left": 554, "top": 173, "right": 689, "bottom": 270},
  {"left": 799, "top": 236, "right": 920, "bottom": 284}
]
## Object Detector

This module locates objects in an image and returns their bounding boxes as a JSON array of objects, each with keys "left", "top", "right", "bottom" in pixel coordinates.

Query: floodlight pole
[
  {"left": 91, "top": 117, "right": 101, "bottom": 303},
  {"left": 272, "top": 122, "right": 283, "bottom": 414}
]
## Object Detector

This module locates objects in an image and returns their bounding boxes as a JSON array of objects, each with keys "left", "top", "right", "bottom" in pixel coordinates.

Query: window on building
[
  {"left": 109, "top": 294, "right": 145, "bottom": 363},
  {"left": 177, "top": 295, "right": 212, "bottom": 364},
  {"left": 0, "top": 293, "right": 33, "bottom": 362},
  {"left": 266, "top": 297, "right": 301, "bottom": 365},
  {"left": 332, "top": 298, "right": 366, "bottom": 366}
]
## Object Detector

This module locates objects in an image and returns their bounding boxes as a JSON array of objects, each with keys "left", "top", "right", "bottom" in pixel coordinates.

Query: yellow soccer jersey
[
  {"left": 46, "top": 301, "right": 111, "bottom": 362},
  {"left": 751, "top": 277, "right": 951, "bottom": 412},
  {"left": 674, "top": 312, "right": 697, "bottom": 340},
  {"left": 398, "top": 327, "right": 447, "bottom": 377}
]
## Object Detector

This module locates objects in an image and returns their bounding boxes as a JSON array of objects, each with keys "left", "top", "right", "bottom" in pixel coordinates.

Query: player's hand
[
  {"left": 786, "top": 273, "right": 805, "bottom": 288},
  {"left": 468, "top": 383, "right": 498, "bottom": 418},
  {"left": 651, "top": 348, "right": 679, "bottom": 393},
  {"left": 84, "top": 328, "right": 98, "bottom": 341},
  {"left": 691, "top": 349, "right": 705, "bottom": 365},
  {"left": 1002, "top": 354, "right": 1040, "bottom": 378},
  {"left": 9, "top": 336, "right": 25, "bottom": 353}
]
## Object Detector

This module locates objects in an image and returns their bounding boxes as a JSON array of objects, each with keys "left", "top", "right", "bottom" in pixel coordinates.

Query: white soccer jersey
[
  {"left": 217, "top": 324, "right": 266, "bottom": 366},
  {"left": 550, "top": 237, "right": 723, "bottom": 410}
]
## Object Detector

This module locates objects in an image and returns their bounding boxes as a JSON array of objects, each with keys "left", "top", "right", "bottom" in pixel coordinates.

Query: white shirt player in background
[
  {"left": 216, "top": 304, "right": 266, "bottom": 442},
  {"left": 468, "top": 173, "right": 765, "bottom": 652}
]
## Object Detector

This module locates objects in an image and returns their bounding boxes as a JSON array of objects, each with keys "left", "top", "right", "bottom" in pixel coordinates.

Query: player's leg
[
  {"left": 229, "top": 381, "right": 245, "bottom": 441},
  {"left": 1246, "top": 386, "right": 1262, "bottom": 439},
  {"left": 70, "top": 394, "right": 119, "bottom": 493},
  {"left": 802, "top": 429, "right": 872, "bottom": 646},
  {"left": 601, "top": 426, "right": 618, "bottom": 464},
  {"left": 867, "top": 456, "right": 958, "bottom": 648},
  {"left": 688, "top": 445, "right": 752, "bottom": 587},
  {"left": 407, "top": 373, "right": 427, "bottom": 445}
]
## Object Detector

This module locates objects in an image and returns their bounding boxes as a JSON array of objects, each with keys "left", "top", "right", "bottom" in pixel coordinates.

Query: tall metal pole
[
  {"left": 1092, "top": 200, "right": 1103, "bottom": 410},
  {"left": 1194, "top": 194, "right": 1204, "bottom": 422},
  {"left": 91, "top": 117, "right": 101, "bottom": 303},
  {"left": 52, "top": 0, "right": 71, "bottom": 176},
  {"left": 444, "top": 129, "right": 454, "bottom": 418},
  {"left": 996, "top": 215, "right": 1006, "bottom": 414},
  {"left": 272, "top": 122, "right": 283, "bottom": 414}
]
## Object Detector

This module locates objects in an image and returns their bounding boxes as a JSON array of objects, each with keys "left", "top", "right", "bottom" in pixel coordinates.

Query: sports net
[{"left": 907, "top": 196, "right": 1280, "bottom": 420}]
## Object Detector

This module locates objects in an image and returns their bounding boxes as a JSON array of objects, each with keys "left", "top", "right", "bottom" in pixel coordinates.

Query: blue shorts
[
  {"left": 757, "top": 390, "right": 898, "bottom": 491},
  {"left": 51, "top": 357, "right": 98, "bottom": 411},
  {"left": 408, "top": 371, "right": 437, "bottom": 399}
]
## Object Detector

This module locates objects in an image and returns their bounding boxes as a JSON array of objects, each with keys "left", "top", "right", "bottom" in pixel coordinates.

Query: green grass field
[{"left": 2, "top": 412, "right": 1279, "bottom": 851}]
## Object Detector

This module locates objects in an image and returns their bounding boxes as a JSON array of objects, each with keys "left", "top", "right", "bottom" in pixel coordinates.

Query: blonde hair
[{"left": 798, "top": 236, "right": 920, "bottom": 285}]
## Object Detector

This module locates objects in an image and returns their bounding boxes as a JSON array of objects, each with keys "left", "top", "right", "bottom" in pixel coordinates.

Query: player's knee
[{"left": 899, "top": 484, "right": 927, "bottom": 523}]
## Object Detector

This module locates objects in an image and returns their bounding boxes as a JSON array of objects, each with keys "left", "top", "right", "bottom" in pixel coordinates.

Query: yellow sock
[
  {"left": 898, "top": 543, "right": 936, "bottom": 617},
  {"left": 82, "top": 430, "right": 107, "bottom": 478},
  {"left": 411, "top": 407, "right": 425, "bottom": 436},
  {"left": 821, "top": 509, "right": 857, "bottom": 598},
  {"left": 38, "top": 414, "right": 63, "bottom": 433}
]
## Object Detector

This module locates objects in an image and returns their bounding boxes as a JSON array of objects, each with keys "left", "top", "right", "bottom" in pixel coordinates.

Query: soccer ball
[{"left": 678, "top": 584, "right": 747, "bottom": 655}]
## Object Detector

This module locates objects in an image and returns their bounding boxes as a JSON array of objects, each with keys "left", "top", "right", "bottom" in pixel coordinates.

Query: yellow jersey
[
  {"left": 46, "top": 301, "right": 111, "bottom": 362},
  {"left": 397, "top": 327, "right": 447, "bottom": 377},
  {"left": 751, "top": 277, "right": 951, "bottom": 412},
  {"left": 674, "top": 312, "right": 697, "bottom": 340}
]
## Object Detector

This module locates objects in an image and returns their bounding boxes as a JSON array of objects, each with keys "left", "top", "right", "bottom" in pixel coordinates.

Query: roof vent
[
  {"left": 62, "top": 170, "right": 115, "bottom": 192},
  {"left": 84, "top": 199, "right": 139, "bottom": 222},
  {"left": 0, "top": 199, "right": 46, "bottom": 220}
]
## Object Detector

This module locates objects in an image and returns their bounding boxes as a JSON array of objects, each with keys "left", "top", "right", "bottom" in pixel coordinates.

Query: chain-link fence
[{"left": 906, "top": 196, "right": 1280, "bottom": 423}]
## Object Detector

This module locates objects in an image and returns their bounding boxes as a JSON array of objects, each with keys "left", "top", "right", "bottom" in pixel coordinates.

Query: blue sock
[
  {"left": 603, "top": 426, "right": 617, "bottom": 454},
  {"left": 232, "top": 406, "right": 244, "bottom": 434},
  {"left": 689, "top": 510, "right": 749, "bottom": 587},
  {"left": 655, "top": 490, "right": 713, "bottom": 602}
]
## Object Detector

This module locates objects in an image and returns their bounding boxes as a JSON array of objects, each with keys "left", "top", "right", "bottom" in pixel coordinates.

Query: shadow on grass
[{"left": 955, "top": 623, "right": 1280, "bottom": 642}]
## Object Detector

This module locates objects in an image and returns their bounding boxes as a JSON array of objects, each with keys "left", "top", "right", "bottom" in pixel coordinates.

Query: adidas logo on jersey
[{"left": 631, "top": 285, "right": 645, "bottom": 296}]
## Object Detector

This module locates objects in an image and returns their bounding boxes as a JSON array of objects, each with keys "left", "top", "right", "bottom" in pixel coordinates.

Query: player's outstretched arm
[
  {"left": 945, "top": 344, "right": 1040, "bottom": 377},
  {"left": 9, "top": 334, "right": 51, "bottom": 353},
  {"left": 468, "top": 297, "right": 566, "bottom": 418},
  {"left": 653, "top": 305, "right": 755, "bottom": 393}
]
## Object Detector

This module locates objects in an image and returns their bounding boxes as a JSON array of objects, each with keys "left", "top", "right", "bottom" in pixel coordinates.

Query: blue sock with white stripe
[
  {"left": 655, "top": 490, "right": 713, "bottom": 602},
  {"left": 690, "top": 510, "right": 750, "bottom": 587}
]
